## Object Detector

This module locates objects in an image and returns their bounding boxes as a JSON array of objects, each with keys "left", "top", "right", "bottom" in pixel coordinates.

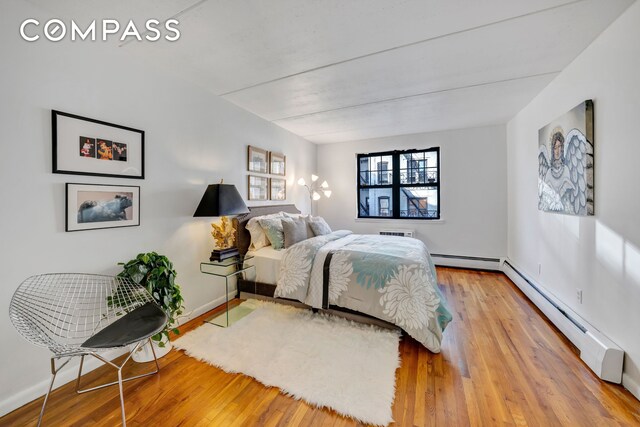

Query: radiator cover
[{"left": 503, "top": 260, "right": 624, "bottom": 384}]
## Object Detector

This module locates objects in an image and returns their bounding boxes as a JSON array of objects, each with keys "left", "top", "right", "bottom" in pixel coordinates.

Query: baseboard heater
[
  {"left": 503, "top": 260, "right": 624, "bottom": 384},
  {"left": 432, "top": 253, "right": 501, "bottom": 263},
  {"left": 503, "top": 260, "right": 586, "bottom": 332},
  {"left": 430, "top": 253, "right": 502, "bottom": 270}
]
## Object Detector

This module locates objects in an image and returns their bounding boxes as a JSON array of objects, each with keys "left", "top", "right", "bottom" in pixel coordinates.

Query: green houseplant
[{"left": 117, "top": 252, "right": 184, "bottom": 349}]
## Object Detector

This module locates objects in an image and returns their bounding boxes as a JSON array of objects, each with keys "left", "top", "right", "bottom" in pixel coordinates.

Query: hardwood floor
[{"left": 2, "top": 268, "right": 639, "bottom": 426}]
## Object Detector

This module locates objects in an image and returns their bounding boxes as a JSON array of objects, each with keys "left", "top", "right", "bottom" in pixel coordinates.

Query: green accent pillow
[{"left": 258, "top": 217, "right": 285, "bottom": 250}]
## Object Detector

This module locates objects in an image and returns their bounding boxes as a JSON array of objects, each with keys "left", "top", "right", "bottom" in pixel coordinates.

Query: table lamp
[{"left": 194, "top": 180, "right": 250, "bottom": 261}]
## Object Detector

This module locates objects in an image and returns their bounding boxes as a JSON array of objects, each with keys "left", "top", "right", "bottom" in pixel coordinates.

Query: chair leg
[
  {"left": 80, "top": 341, "right": 160, "bottom": 425},
  {"left": 76, "top": 341, "right": 160, "bottom": 394},
  {"left": 38, "top": 357, "right": 70, "bottom": 427},
  {"left": 45, "top": 342, "right": 162, "bottom": 426},
  {"left": 117, "top": 368, "right": 126, "bottom": 427},
  {"left": 149, "top": 338, "right": 161, "bottom": 372},
  {"left": 75, "top": 355, "right": 85, "bottom": 393},
  {"left": 37, "top": 363, "right": 57, "bottom": 427}
]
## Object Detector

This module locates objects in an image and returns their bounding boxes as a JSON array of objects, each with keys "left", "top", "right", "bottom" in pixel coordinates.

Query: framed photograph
[
  {"left": 66, "top": 183, "right": 140, "bottom": 232},
  {"left": 53, "top": 110, "right": 144, "bottom": 179},
  {"left": 270, "top": 178, "right": 286, "bottom": 201},
  {"left": 248, "top": 146, "right": 268, "bottom": 173},
  {"left": 248, "top": 175, "right": 268, "bottom": 200},
  {"left": 269, "top": 152, "right": 286, "bottom": 176}
]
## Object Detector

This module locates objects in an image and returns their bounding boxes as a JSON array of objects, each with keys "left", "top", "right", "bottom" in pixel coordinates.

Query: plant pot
[{"left": 130, "top": 338, "right": 172, "bottom": 363}]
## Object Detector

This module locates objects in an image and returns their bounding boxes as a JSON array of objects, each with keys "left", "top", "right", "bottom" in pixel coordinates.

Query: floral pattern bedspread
[{"left": 274, "top": 231, "right": 452, "bottom": 352}]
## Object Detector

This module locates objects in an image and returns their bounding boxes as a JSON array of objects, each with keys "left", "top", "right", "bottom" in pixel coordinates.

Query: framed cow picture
[{"left": 66, "top": 183, "right": 140, "bottom": 232}]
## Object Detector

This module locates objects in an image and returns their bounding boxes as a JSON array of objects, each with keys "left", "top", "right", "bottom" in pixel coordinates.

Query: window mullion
[{"left": 392, "top": 152, "right": 400, "bottom": 219}]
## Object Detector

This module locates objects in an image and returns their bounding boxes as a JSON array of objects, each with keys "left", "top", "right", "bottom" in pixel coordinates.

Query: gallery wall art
[
  {"left": 248, "top": 175, "right": 268, "bottom": 201},
  {"left": 269, "top": 152, "right": 286, "bottom": 176},
  {"left": 247, "top": 145, "right": 268, "bottom": 174},
  {"left": 53, "top": 110, "right": 145, "bottom": 179},
  {"left": 66, "top": 183, "right": 140, "bottom": 231},
  {"left": 270, "top": 178, "right": 286, "bottom": 201},
  {"left": 538, "top": 100, "right": 594, "bottom": 216},
  {"left": 246, "top": 145, "right": 288, "bottom": 201}
]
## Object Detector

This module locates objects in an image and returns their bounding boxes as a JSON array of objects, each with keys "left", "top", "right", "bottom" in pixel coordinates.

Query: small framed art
[
  {"left": 269, "top": 152, "right": 286, "bottom": 176},
  {"left": 270, "top": 178, "right": 286, "bottom": 201},
  {"left": 247, "top": 146, "right": 268, "bottom": 174},
  {"left": 66, "top": 183, "right": 140, "bottom": 232},
  {"left": 248, "top": 175, "right": 268, "bottom": 200},
  {"left": 53, "top": 110, "right": 145, "bottom": 179}
]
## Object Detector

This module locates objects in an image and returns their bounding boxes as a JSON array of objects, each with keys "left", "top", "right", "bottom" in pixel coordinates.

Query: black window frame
[{"left": 357, "top": 147, "right": 440, "bottom": 220}]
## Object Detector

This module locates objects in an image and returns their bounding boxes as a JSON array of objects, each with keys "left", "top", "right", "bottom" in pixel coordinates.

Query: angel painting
[{"left": 538, "top": 100, "right": 594, "bottom": 216}]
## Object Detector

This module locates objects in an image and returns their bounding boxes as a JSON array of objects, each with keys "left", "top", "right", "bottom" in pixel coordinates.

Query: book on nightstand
[{"left": 209, "top": 247, "right": 239, "bottom": 261}]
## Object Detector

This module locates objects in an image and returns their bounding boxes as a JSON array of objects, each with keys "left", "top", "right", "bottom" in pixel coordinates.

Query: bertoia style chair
[{"left": 9, "top": 273, "right": 168, "bottom": 426}]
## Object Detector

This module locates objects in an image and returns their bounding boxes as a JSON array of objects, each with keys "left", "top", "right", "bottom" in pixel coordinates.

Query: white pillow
[{"left": 247, "top": 212, "right": 284, "bottom": 250}]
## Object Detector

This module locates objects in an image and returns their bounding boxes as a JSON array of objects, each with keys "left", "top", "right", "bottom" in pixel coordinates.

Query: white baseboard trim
[
  {"left": 502, "top": 260, "right": 585, "bottom": 347},
  {"left": 0, "top": 293, "right": 232, "bottom": 418},
  {"left": 0, "top": 347, "right": 126, "bottom": 417},
  {"left": 432, "top": 254, "right": 502, "bottom": 271},
  {"left": 177, "top": 288, "right": 237, "bottom": 327},
  {"left": 503, "top": 259, "right": 632, "bottom": 396},
  {"left": 623, "top": 372, "right": 640, "bottom": 401}
]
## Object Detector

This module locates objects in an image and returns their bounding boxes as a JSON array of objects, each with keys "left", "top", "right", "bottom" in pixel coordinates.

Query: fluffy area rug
[{"left": 173, "top": 299, "right": 401, "bottom": 426}]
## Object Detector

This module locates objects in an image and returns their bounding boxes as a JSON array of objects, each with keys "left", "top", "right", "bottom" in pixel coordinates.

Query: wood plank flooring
[{"left": 2, "top": 268, "right": 639, "bottom": 426}]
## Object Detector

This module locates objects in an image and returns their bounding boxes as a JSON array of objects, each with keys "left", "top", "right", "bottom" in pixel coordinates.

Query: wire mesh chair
[{"left": 10, "top": 273, "right": 169, "bottom": 426}]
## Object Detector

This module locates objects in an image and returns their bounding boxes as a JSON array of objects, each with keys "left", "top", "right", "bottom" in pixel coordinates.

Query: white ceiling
[{"left": 28, "top": 0, "right": 634, "bottom": 143}]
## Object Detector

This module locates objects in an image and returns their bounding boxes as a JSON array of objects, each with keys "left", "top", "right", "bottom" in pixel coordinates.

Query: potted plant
[{"left": 117, "top": 252, "right": 184, "bottom": 361}]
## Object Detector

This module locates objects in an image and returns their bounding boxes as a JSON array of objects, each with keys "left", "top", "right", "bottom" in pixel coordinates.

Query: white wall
[
  {"left": 506, "top": 1, "right": 640, "bottom": 397},
  {"left": 0, "top": 0, "right": 316, "bottom": 415},
  {"left": 317, "top": 125, "right": 507, "bottom": 259}
]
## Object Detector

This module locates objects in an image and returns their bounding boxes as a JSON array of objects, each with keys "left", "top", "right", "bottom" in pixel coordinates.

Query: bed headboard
[{"left": 236, "top": 204, "right": 301, "bottom": 255}]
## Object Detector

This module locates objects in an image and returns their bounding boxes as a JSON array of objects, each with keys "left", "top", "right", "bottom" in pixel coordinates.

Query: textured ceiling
[{"left": 27, "top": 0, "right": 635, "bottom": 143}]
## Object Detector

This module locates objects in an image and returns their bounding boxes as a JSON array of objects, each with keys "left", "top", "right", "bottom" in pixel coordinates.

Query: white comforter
[{"left": 274, "top": 231, "right": 452, "bottom": 352}]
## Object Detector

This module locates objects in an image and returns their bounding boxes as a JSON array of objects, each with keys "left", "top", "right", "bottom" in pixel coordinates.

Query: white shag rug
[{"left": 173, "top": 299, "right": 401, "bottom": 426}]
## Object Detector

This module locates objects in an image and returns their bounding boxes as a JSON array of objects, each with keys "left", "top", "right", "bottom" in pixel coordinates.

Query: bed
[{"left": 236, "top": 205, "right": 451, "bottom": 352}]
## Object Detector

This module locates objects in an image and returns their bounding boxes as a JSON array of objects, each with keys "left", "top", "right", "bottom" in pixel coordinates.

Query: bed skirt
[{"left": 237, "top": 279, "right": 399, "bottom": 331}]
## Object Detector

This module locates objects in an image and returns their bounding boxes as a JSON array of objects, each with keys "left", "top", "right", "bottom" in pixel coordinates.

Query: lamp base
[{"left": 210, "top": 247, "right": 240, "bottom": 261}]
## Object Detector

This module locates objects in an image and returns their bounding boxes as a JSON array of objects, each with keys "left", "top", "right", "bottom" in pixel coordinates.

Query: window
[
  {"left": 378, "top": 196, "right": 390, "bottom": 216},
  {"left": 357, "top": 148, "right": 440, "bottom": 219}
]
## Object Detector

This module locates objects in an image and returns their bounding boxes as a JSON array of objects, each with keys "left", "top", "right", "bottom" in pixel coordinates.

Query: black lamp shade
[{"left": 193, "top": 184, "right": 249, "bottom": 217}]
